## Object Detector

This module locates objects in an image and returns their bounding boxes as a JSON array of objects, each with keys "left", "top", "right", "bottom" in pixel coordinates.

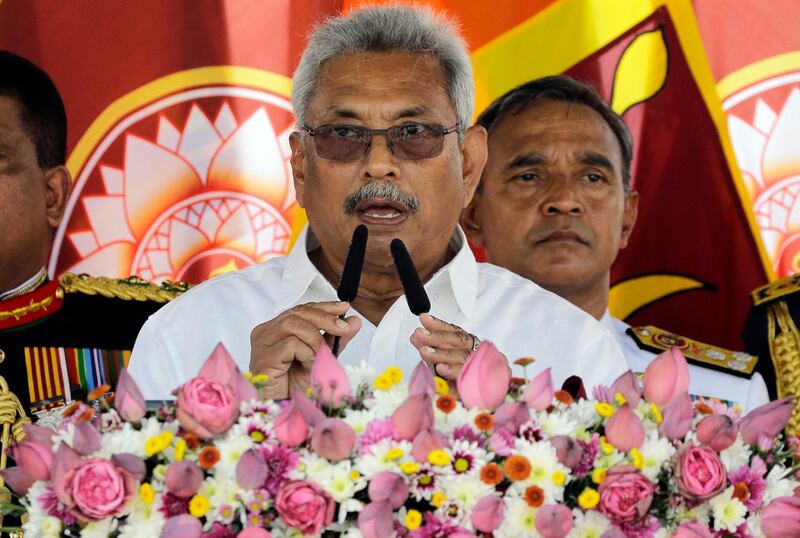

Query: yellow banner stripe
[
  {"left": 50, "top": 348, "right": 63, "bottom": 398},
  {"left": 24, "top": 348, "right": 35, "bottom": 408},
  {"left": 717, "top": 51, "right": 800, "bottom": 101}
]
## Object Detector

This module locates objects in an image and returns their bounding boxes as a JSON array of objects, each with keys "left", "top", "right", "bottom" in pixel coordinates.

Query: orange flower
[
  {"left": 694, "top": 403, "right": 714, "bottom": 415},
  {"left": 437, "top": 394, "right": 457, "bottom": 414},
  {"left": 554, "top": 390, "right": 574, "bottom": 405},
  {"left": 79, "top": 407, "right": 95, "bottom": 422},
  {"left": 198, "top": 445, "right": 220, "bottom": 469},
  {"left": 524, "top": 485, "right": 544, "bottom": 508},
  {"left": 733, "top": 482, "right": 750, "bottom": 503},
  {"left": 88, "top": 384, "right": 112, "bottom": 401},
  {"left": 63, "top": 401, "right": 82, "bottom": 418},
  {"left": 183, "top": 432, "right": 201, "bottom": 450},
  {"left": 474, "top": 412, "right": 495, "bottom": 432},
  {"left": 510, "top": 377, "right": 527, "bottom": 386},
  {"left": 504, "top": 455, "right": 531, "bottom": 481},
  {"left": 480, "top": 463, "right": 504, "bottom": 485},
  {"left": 514, "top": 357, "right": 535, "bottom": 367}
]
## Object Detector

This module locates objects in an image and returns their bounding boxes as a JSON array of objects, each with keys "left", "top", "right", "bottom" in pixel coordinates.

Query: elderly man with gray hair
[{"left": 128, "top": 5, "right": 627, "bottom": 400}]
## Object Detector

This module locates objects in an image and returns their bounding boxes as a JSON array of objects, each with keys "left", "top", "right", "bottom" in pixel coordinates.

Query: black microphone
[
  {"left": 390, "top": 238, "right": 431, "bottom": 315},
  {"left": 332, "top": 224, "right": 368, "bottom": 356}
]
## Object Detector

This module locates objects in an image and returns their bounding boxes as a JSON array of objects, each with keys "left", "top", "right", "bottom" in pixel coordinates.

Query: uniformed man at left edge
[{"left": 0, "top": 50, "right": 185, "bottom": 421}]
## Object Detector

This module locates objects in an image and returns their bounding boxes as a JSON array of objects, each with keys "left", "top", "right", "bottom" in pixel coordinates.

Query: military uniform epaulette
[
  {"left": 627, "top": 325, "right": 758, "bottom": 378},
  {"left": 59, "top": 272, "right": 191, "bottom": 303},
  {"left": 750, "top": 273, "right": 800, "bottom": 306}
]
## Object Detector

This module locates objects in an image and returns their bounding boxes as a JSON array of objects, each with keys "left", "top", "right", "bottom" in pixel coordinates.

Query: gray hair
[{"left": 292, "top": 5, "right": 474, "bottom": 136}]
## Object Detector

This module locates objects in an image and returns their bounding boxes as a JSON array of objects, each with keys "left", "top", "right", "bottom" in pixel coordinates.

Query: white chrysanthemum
[
  {"left": 199, "top": 476, "right": 241, "bottom": 508},
  {"left": 710, "top": 487, "right": 747, "bottom": 532},
  {"left": 441, "top": 473, "right": 495, "bottom": 516},
  {"left": 435, "top": 402, "right": 478, "bottom": 434},
  {"left": 746, "top": 513, "right": 765, "bottom": 538},
  {"left": 213, "top": 433, "right": 255, "bottom": 479},
  {"left": 537, "top": 410, "right": 579, "bottom": 438},
  {"left": 292, "top": 451, "right": 335, "bottom": 480},
  {"left": 316, "top": 460, "right": 367, "bottom": 502},
  {"left": 567, "top": 509, "right": 612, "bottom": 538},
  {"left": 639, "top": 431, "right": 676, "bottom": 481},
  {"left": 495, "top": 496, "right": 540, "bottom": 538},
  {"left": 567, "top": 399, "right": 601, "bottom": 434},
  {"left": 354, "top": 438, "right": 413, "bottom": 479},
  {"left": 345, "top": 362, "right": 378, "bottom": 394},
  {"left": 96, "top": 417, "right": 174, "bottom": 459},
  {"left": 338, "top": 498, "right": 365, "bottom": 525},
  {"left": 118, "top": 496, "right": 166, "bottom": 537},
  {"left": 511, "top": 439, "right": 569, "bottom": 501},
  {"left": 719, "top": 436, "right": 752, "bottom": 472},
  {"left": 364, "top": 385, "right": 408, "bottom": 418},
  {"left": 343, "top": 408, "right": 375, "bottom": 436},
  {"left": 38, "top": 516, "right": 62, "bottom": 538},
  {"left": 80, "top": 518, "right": 118, "bottom": 538},
  {"left": 450, "top": 439, "right": 490, "bottom": 477},
  {"left": 763, "top": 464, "right": 800, "bottom": 505},
  {"left": 653, "top": 528, "right": 669, "bottom": 538},
  {"left": 21, "top": 481, "right": 53, "bottom": 536}
]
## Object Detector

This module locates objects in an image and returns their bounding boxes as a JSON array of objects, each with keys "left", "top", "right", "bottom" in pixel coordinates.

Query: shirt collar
[{"left": 275, "top": 225, "right": 478, "bottom": 318}]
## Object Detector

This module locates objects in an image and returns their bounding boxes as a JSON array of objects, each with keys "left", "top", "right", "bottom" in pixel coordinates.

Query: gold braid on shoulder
[{"left": 59, "top": 273, "right": 190, "bottom": 303}]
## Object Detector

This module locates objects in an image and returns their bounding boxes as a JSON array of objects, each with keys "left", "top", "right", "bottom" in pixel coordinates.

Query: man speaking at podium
[{"left": 128, "top": 5, "right": 627, "bottom": 401}]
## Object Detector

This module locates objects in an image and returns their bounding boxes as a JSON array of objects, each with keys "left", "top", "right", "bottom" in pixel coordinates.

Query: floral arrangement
[{"left": 2, "top": 342, "right": 800, "bottom": 538}]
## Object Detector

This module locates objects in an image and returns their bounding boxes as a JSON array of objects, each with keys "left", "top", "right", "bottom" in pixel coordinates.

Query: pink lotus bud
[
  {"left": 761, "top": 496, "right": 800, "bottom": 537},
  {"left": 311, "top": 418, "right": 356, "bottom": 462},
  {"left": 449, "top": 533, "right": 478, "bottom": 538},
  {"left": 368, "top": 472, "right": 408, "bottom": 509},
  {"left": 292, "top": 392, "right": 325, "bottom": 427},
  {"left": 311, "top": 344, "right": 351, "bottom": 407},
  {"left": 165, "top": 461, "right": 203, "bottom": 498},
  {"left": 659, "top": 393, "right": 694, "bottom": 441},
  {"left": 197, "top": 342, "right": 239, "bottom": 387},
  {"left": 160, "top": 514, "right": 203, "bottom": 538},
  {"left": 605, "top": 403, "right": 645, "bottom": 452},
  {"left": 357, "top": 500, "right": 394, "bottom": 538},
  {"left": 523, "top": 368, "right": 554, "bottom": 410},
  {"left": 672, "top": 522, "right": 714, "bottom": 538},
  {"left": 0, "top": 466, "right": 35, "bottom": 495},
  {"left": 549, "top": 435, "right": 585, "bottom": 470},
  {"left": 236, "top": 449, "right": 267, "bottom": 490},
  {"left": 642, "top": 347, "right": 689, "bottom": 406},
  {"left": 740, "top": 397, "right": 795, "bottom": 445},
  {"left": 274, "top": 402, "right": 310, "bottom": 446},
  {"left": 114, "top": 369, "right": 146, "bottom": 422},
  {"left": 493, "top": 402, "right": 530, "bottom": 434},
  {"left": 235, "top": 373, "right": 259, "bottom": 403},
  {"left": 72, "top": 421, "right": 101, "bottom": 455},
  {"left": 411, "top": 429, "right": 446, "bottom": 462},
  {"left": 238, "top": 529, "right": 272, "bottom": 538},
  {"left": 408, "top": 361, "right": 435, "bottom": 396},
  {"left": 601, "top": 528, "right": 627, "bottom": 538},
  {"left": 610, "top": 371, "right": 641, "bottom": 407},
  {"left": 696, "top": 414, "right": 738, "bottom": 451},
  {"left": 457, "top": 341, "right": 510, "bottom": 411},
  {"left": 52, "top": 444, "right": 81, "bottom": 505},
  {"left": 22, "top": 423, "right": 55, "bottom": 448},
  {"left": 12, "top": 438, "right": 54, "bottom": 481},
  {"left": 391, "top": 393, "right": 433, "bottom": 441},
  {"left": 471, "top": 495, "right": 504, "bottom": 532},
  {"left": 535, "top": 504, "right": 573, "bottom": 538},
  {"left": 111, "top": 453, "right": 146, "bottom": 481}
]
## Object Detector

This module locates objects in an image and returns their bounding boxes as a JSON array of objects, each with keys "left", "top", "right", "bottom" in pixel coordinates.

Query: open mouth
[{"left": 355, "top": 198, "right": 410, "bottom": 226}]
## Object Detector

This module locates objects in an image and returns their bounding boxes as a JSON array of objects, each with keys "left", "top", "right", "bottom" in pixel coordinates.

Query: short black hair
[
  {"left": 476, "top": 75, "right": 633, "bottom": 189},
  {"left": 0, "top": 50, "right": 67, "bottom": 169}
]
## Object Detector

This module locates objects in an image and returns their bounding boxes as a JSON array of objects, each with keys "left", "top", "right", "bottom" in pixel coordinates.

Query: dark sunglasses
[{"left": 302, "top": 122, "right": 458, "bottom": 161}]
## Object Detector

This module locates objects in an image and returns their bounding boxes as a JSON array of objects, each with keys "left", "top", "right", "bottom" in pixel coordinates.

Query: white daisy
[
  {"left": 79, "top": 518, "right": 118, "bottom": 538},
  {"left": 353, "top": 438, "right": 413, "bottom": 479},
  {"left": 345, "top": 362, "right": 378, "bottom": 395},
  {"left": 709, "top": 486, "right": 747, "bottom": 532},
  {"left": 511, "top": 439, "right": 569, "bottom": 501},
  {"left": 343, "top": 408, "right": 375, "bottom": 436},
  {"left": 763, "top": 464, "right": 800, "bottom": 505},
  {"left": 315, "top": 460, "right": 367, "bottom": 502},
  {"left": 567, "top": 509, "right": 612, "bottom": 538},
  {"left": 363, "top": 385, "right": 408, "bottom": 418},
  {"left": 719, "top": 436, "right": 752, "bottom": 473},
  {"left": 118, "top": 495, "right": 166, "bottom": 537},
  {"left": 495, "top": 496, "right": 540, "bottom": 538},
  {"left": 639, "top": 430, "right": 676, "bottom": 481},
  {"left": 440, "top": 473, "right": 496, "bottom": 522},
  {"left": 213, "top": 433, "right": 255, "bottom": 480}
]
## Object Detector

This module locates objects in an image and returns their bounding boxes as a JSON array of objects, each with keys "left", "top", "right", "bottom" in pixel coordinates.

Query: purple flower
[
  {"left": 518, "top": 420, "right": 543, "bottom": 442},
  {"left": 160, "top": 492, "right": 190, "bottom": 517},
  {"left": 592, "top": 385, "right": 613, "bottom": 403},
  {"left": 488, "top": 427, "right": 515, "bottom": 456},
  {"left": 618, "top": 515, "right": 661, "bottom": 538},
  {"left": 359, "top": 419, "right": 398, "bottom": 455},
  {"left": 203, "top": 522, "right": 237, "bottom": 538},
  {"left": 574, "top": 434, "right": 601, "bottom": 477},
  {"left": 259, "top": 443, "right": 300, "bottom": 497},
  {"left": 452, "top": 425, "right": 483, "bottom": 445},
  {"left": 728, "top": 455, "right": 767, "bottom": 510},
  {"left": 38, "top": 484, "right": 77, "bottom": 526},
  {"left": 407, "top": 513, "right": 470, "bottom": 538}
]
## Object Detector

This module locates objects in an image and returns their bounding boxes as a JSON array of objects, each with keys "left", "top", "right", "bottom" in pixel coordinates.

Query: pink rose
[
  {"left": 65, "top": 458, "right": 136, "bottom": 520},
  {"left": 675, "top": 445, "right": 727, "bottom": 500},
  {"left": 176, "top": 377, "right": 239, "bottom": 439},
  {"left": 275, "top": 480, "right": 335, "bottom": 535},
  {"left": 598, "top": 465, "right": 655, "bottom": 524}
]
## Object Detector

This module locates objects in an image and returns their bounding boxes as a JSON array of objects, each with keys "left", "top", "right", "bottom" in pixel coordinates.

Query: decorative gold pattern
[
  {"left": 0, "top": 295, "right": 55, "bottom": 323},
  {"left": 751, "top": 273, "right": 800, "bottom": 306},
  {"left": 766, "top": 301, "right": 800, "bottom": 434},
  {"left": 0, "top": 374, "right": 31, "bottom": 535},
  {"left": 59, "top": 273, "right": 190, "bottom": 303}
]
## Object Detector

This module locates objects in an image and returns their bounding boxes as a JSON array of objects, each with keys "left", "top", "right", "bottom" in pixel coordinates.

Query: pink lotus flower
[
  {"left": 409, "top": 361, "right": 436, "bottom": 396},
  {"left": 275, "top": 480, "right": 335, "bottom": 536},
  {"left": 642, "top": 347, "right": 689, "bottom": 406},
  {"left": 610, "top": 371, "right": 641, "bottom": 408},
  {"left": 411, "top": 429, "right": 446, "bottom": 462},
  {"left": 761, "top": 496, "right": 800, "bottom": 537},
  {"left": 658, "top": 393, "right": 693, "bottom": 441},
  {"left": 59, "top": 457, "right": 137, "bottom": 521},
  {"left": 675, "top": 445, "right": 726, "bottom": 501},
  {"left": 310, "top": 344, "right": 351, "bottom": 407},
  {"left": 598, "top": 465, "right": 654, "bottom": 524},
  {"left": 672, "top": 522, "right": 713, "bottom": 538},
  {"left": 535, "top": 504, "right": 573, "bottom": 538},
  {"left": 358, "top": 500, "right": 394, "bottom": 538},
  {"left": 114, "top": 368, "right": 146, "bottom": 422},
  {"left": 165, "top": 461, "right": 203, "bottom": 498},
  {"left": 471, "top": 495, "right": 504, "bottom": 533},
  {"left": 391, "top": 393, "right": 433, "bottom": 441},
  {"left": 0, "top": 466, "right": 35, "bottom": 496},
  {"left": 740, "top": 397, "right": 795, "bottom": 445},
  {"left": 11, "top": 424, "right": 55, "bottom": 481},
  {"left": 605, "top": 404, "right": 645, "bottom": 452},
  {"left": 311, "top": 418, "right": 357, "bottom": 462},
  {"left": 696, "top": 413, "right": 738, "bottom": 451},
  {"left": 493, "top": 402, "right": 530, "bottom": 434},
  {"left": 110, "top": 453, "right": 146, "bottom": 481},
  {"left": 237, "top": 448, "right": 268, "bottom": 490},
  {"left": 457, "top": 341, "right": 510, "bottom": 411},
  {"left": 523, "top": 368, "right": 554, "bottom": 410},
  {"left": 368, "top": 472, "right": 408, "bottom": 508},
  {"left": 274, "top": 402, "right": 310, "bottom": 446},
  {"left": 197, "top": 342, "right": 258, "bottom": 403},
  {"left": 238, "top": 528, "right": 272, "bottom": 538},
  {"left": 161, "top": 514, "right": 203, "bottom": 538},
  {"left": 292, "top": 392, "right": 325, "bottom": 426},
  {"left": 72, "top": 421, "right": 101, "bottom": 455},
  {"left": 549, "top": 435, "right": 585, "bottom": 471}
]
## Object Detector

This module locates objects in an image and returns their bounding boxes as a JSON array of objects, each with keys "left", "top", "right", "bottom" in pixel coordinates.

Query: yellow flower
[
  {"left": 614, "top": 393, "right": 626, "bottom": 406},
  {"left": 428, "top": 449, "right": 451, "bottom": 466},
  {"left": 139, "top": 483, "right": 155, "bottom": 505},
  {"left": 649, "top": 404, "right": 663, "bottom": 424},
  {"left": 431, "top": 492, "right": 446, "bottom": 508},
  {"left": 252, "top": 373, "right": 270, "bottom": 385},
  {"left": 630, "top": 448, "right": 644, "bottom": 469},
  {"left": 145, "top": 436, "right": 166, "bottom": 457},
  {"left": 434, "top": 377, "right": 449, "bottom": 396},
  {"left": 244, "top": 371, "right": 253, "bottom": 379},
  {"left": 189, "top": 495, "right": 211, "bottom": 518},
  {"left": 174, "top": 439, "right": 187, "bottom": 461},
  {"left": 595, "top": 402, "right": 615, "bottom": 418},
  {"left": 374, "top": 374, "right": 393, "bottom": 391},
  {"left": 592, "top": 467, "right": 607, "bottom": 484},
  {"left": 601, "top": 442, "right": 615, "bottom": 455},
  {"left": 551, "top": 470, "right": 566, "bottom": 486},
  {"left": 158, "top": 431, "right": 174, "bottom": 446},
  {"left": 400, "top": 462, "right": 420, "bottom": 475},
  {"left": 385, "top": 366, "right": 403, "bottom": 384},
  {"left": 386, "top": 448, "right": 405, "bottom": 460},
  {"left": 349, "top": 470, "right": 361, "bottom": 481},
  {"left": 578, "top": 488, "right": 600, "bottom": 509},
  {"left": 405, "top": 509, "right": 423, "bottom": 530}
]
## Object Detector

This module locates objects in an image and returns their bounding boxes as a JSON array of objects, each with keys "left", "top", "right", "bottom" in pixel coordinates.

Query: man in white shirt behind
[
  {"left": 461, "top": 75, "right": 769, "bottom": 412},
  {"left": 128, "top": 6, "right": 627, "bottom": 401}
]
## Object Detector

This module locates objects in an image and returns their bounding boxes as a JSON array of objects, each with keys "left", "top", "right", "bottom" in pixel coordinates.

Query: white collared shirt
[
  {"left": 600, "top": 311, "right": 769, "bottom": 412},
  {"left": 128, "top": 226, "right": 628, "bottom": 400}
]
